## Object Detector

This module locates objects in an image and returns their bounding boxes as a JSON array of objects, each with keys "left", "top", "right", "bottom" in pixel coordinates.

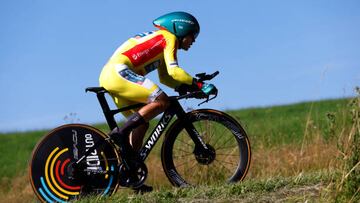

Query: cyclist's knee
[{"left": 154, "top": 92, "right": 169, "bottom": 111}]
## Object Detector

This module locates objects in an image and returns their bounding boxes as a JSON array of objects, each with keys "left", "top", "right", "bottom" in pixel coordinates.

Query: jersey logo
[
  {"left": 118, "top": 68, "right": 146, "bottom": 84},
  {"left": 122, "top": 35, "right": 166, "bottom": 66}
]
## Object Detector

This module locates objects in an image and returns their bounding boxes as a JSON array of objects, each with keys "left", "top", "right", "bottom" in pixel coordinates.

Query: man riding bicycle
[{"left": 99, "top": 11, "right": 216, "bottom": 193}]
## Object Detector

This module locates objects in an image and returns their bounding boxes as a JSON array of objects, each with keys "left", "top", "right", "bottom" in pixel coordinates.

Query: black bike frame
[
  {"left": 138, "top": 97, "right": 208, "bottom": 161},
  {"left": 76, "top": 88, "right": 208, "bottom": 165}
]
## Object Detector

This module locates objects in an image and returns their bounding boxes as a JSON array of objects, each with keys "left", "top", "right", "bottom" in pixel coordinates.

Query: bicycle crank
[{"left": 118, "top": 160, "right": 148, "bottom": 188}]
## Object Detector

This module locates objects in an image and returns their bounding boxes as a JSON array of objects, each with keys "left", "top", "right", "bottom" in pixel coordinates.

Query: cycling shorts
[{"left": 99, "top": 59, "right": 163, "bottom": 117}]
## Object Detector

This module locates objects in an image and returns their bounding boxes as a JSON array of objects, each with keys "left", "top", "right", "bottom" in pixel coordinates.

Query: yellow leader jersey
[{"left": 104, "top": 29, "right": 193, "bottom": 88}]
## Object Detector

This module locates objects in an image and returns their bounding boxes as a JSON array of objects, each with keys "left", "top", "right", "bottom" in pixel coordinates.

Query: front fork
[
  {"left": 184, "top": 123, "right": 208, "bottom": 150},
  {"left": 172, "top": 100, "right": 208, "bottom": 152},
  {"left": 181, "top": 113, "right": 217, "bottom": 165}
]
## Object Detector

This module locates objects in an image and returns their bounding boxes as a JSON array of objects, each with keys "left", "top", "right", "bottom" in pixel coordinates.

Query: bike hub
[{"left": 194, "top": 144, "right": 216, "bottom": 165}]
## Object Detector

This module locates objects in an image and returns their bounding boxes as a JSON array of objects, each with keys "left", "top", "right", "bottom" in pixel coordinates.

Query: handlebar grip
[{"left": 212, "top": 71, "right": 219, "bottom": 78}]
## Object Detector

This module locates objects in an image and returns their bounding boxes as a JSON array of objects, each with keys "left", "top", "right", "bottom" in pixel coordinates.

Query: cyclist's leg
[
  {"left": 130, "top": 123, "right": 149, "bottom": 151},
  {"left": 100, "top": 63, "right": 169, "bottom": 149},
  {"left": 130, "top": 93, "right": 169, "bottom": 151},
  {"left": 109, "top": 98, "right": 149, "bottom": 151},
  {"left": 114, "top": 94, "right": 169, "bottom": 151},
  {"left": 110, "top": 94, "right": 169, "bottom": 150}
]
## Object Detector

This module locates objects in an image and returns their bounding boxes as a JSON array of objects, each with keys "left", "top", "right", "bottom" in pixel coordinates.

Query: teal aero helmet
[{"left": 153, "top": 11, "right": 200, "bottom": 40}]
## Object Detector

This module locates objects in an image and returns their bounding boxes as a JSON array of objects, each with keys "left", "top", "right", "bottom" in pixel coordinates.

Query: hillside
[{"left": 0, "top": 97, "right": 358, "bottom": 202}]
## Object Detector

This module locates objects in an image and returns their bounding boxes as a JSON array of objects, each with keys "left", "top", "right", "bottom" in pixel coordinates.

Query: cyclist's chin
[{"left": 182, "top": 46, "right": 191, "bottom": 51}]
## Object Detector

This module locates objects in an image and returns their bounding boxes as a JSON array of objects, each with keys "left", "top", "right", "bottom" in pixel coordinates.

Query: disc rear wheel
[{"left": 29, "top": 124, "right": 120, "bottom": 202}]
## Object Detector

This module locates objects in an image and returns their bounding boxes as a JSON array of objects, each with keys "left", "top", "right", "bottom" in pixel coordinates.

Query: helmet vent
[{"left": 172, "top": 23, "right": 177, "bottom": 34}]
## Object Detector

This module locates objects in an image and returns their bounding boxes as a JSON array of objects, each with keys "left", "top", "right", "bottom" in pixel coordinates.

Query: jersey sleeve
[{"left": 160, "top": 31, "right": 193, "bottom": 87}]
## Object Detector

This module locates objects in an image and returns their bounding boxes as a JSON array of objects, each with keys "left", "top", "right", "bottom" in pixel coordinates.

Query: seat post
[{"left": 96, "top": 92, "right": 118, "bottom": 131}]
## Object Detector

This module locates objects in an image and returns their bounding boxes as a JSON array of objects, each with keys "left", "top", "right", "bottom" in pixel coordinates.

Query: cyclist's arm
[
  {"left": 162, "top": 32, "right": 193, "bottom": 86},
  {"left": 157, "top": 65, "right": 181, "bottom": 88}
]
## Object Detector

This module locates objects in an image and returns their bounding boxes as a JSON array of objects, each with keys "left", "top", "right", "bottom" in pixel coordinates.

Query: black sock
[
  {"left": 110, "top": 112, "right": 146, "bottom": 147},
  {"left": 121, "top": 112, "right": 146, "bottom": 135}
]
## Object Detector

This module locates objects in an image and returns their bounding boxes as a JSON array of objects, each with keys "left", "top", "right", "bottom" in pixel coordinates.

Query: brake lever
[{"left": 198, "top": 92, "right": 218, "bottom": 106}]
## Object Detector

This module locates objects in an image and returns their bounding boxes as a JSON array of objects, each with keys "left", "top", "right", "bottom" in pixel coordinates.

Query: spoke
[
  {"left": 214, "top": 159, "right": 234, "bottom": 175},
  {"left": 215, "top": 145, "right": 238, "bottom": 151},
  {"left": 199, "top": 120, "right": 211, "bottom": 144},
  {"left": 215, "top": 159, "right": 239, "bottom": 167},
  {"left": 184, "top": 161, "right": 200, "bottom": 175},
  {"left": 174, "top": 158, "right": 196, "bottom": 168},
  {"left": 173, "top": 147, "right": 193, "bottom": 154},
  {"left": 208, "top": 122, "right": 219, "bottom": 143},
  {"left": 173, "top": 152, "right": 194, "bottom": 159},
  {"left": 214, "top": 134, "right": 235, "bottom": 149},
  {"left": 203, "top": 120, "right": 212, "bottom": 144},
  {"left": 175, "top": 137, "right": 194, "bottom": 148},
  {"left": 212, "top": 127, "right": 231, "bottom": 147},
  {"left": 193, "top": 121, "right": 209, "bottom": 145},
  {"left": 216, "top": 153, "right": 239, "bottom": 157}
]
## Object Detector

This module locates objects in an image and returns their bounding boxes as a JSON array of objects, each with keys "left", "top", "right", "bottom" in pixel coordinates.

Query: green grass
[
  {"left": 75, "top": 171, "right": 333, "bottom": 203},
  {"left": 229, "top": 98, "right": 350, "bottom": 147},
  {"left": 0, "top": 98, "right": 351, "bottom": 180},
  {"left": 0, "top": 130, "right": 44, "bottom": 178},
  {"left": 0, "top": 98, "right": 354, "bottom": 202}
]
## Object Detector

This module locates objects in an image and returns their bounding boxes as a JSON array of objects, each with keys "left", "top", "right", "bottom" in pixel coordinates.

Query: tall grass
[
  {"left": 228, "top": 98, "right": 350, "bottom": 148},
  {"left": 334, "top": 88, "right": 360, "bottom": 202}
]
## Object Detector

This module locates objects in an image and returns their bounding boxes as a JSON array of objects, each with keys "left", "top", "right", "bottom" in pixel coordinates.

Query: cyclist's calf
[{"left": 130, "top": 123, "right": 150, "bottom": 151}]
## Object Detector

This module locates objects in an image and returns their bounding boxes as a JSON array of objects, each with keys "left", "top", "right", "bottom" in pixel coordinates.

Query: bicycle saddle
[{"left": 85, "top": 87, "right": 108, "bottom": 93}]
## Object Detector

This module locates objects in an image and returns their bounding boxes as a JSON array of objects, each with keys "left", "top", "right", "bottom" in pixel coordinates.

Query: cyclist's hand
[
  {"left": 175, "top": 84, "right": 192, "bottom": 95},
  {"left": 201, "top": 83, "right": 217, "bottom": 95},
  {"left": 196, "top": 82, "right": 217, "bottom": 98},
  {"left": 175, "top": 79, "right": 217, "bottom": 98}
]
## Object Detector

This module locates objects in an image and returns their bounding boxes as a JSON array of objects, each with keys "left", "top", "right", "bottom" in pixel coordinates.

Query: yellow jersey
[{"left": 105, "top": 29, "right": 193, "bottom": 88}]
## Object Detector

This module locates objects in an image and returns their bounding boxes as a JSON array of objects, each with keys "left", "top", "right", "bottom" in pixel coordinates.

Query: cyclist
[{"left": 99, "top": 11, "right": 216, "bottom": 193}]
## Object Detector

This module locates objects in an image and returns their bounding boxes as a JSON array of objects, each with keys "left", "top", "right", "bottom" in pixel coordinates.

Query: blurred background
[{"left": 0, "top": 0, "right": 359, "bottom": 132}]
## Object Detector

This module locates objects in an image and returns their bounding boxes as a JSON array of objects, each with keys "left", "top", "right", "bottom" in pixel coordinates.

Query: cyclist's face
[{"left": 180, "top": 34, "right": 195, "bottom": 51}]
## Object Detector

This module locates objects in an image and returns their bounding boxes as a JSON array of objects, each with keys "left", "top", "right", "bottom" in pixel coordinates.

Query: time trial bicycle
[{"left": 29, "top": 71, "right": 251, "bottom": 202}]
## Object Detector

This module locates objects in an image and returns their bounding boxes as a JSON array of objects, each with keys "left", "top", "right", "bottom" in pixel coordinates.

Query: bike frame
[{"left": 76, "top": 88, "right": 208, "bottom": 166}]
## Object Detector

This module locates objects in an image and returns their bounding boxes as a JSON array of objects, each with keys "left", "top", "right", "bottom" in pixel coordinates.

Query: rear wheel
[
  {"left": 29, "top": 124, "right": 120, "bottom": 202},
  {"left": 161, "top": 109, "right": 251, "bottom": 187}
]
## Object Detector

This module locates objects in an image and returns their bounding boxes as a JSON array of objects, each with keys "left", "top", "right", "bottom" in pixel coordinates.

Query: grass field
[{"left": 0, "top": 97, "right": 358, "bottom": 202}]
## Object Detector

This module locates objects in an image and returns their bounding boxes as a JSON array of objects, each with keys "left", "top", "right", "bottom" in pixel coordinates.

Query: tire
[
  {"left": 161, "top": 109, "right": 251, "bottom": 187},
  {"left": 29, "top": 124, "right": 120, "bottom": 202}
]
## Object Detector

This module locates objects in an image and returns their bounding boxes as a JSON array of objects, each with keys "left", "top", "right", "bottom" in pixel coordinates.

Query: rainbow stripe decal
[
  {"left": 103, "top": 165, "right": 115, "bottom": 196},
  {"left": 37, "top": 147, "right": 80, "bottom": 202},
  {"left": 37, "top": 147, "right": 115, "bottom": 202}
]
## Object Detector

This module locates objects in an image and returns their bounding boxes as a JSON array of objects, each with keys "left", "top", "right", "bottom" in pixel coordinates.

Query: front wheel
[{"left": 161, "top": 109, "right": 251, "bottom": 187}]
